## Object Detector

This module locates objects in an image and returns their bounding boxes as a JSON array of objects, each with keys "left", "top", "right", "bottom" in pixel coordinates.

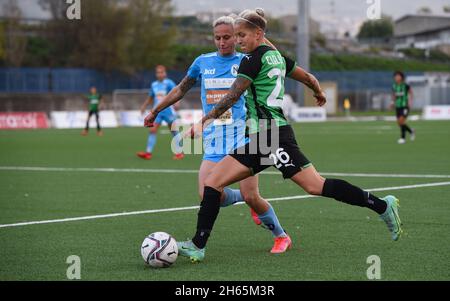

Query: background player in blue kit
[
  {"left": 144, "top": 16, "right": 291, "bottom": 255},
  {"left": 137, "top": 65, "right": 184, "bottom": 160}
]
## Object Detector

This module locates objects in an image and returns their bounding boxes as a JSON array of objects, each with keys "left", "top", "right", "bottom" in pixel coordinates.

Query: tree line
[
  {"left": 1, "top": 0, "right": 448, "bottom": 72},
  {"left": 1, "top": 0, "right": 178, "bottom": 72}
]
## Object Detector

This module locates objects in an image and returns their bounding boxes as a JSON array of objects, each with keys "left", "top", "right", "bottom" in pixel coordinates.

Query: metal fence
[
  {"left": 1, "top": 68, "right": 449, "bottom": 113},
  {"left": 2, "top": 68, "right": 424, "bottom": 94},
  {"left": 0, "top": 68, "right": 187, "bottom": 93}
]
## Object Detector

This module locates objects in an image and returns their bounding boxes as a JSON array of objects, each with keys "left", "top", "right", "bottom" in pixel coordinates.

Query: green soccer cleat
[
  {"left": 177, "top": 240, "right": 205, "bottom": 263},
  {"left": 380, "top": 195, "right": 403, "bottom": 241}
]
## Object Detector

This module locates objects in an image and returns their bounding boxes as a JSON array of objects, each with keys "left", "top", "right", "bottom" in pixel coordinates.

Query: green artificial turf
[{"left": 0, "top": 121, "right": 449, "bottom": 280}]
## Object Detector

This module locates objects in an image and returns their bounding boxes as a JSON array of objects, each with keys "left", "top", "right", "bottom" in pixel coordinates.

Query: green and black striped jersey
[
  {"left": 392, "top": 83, "right": 411, "bottom": 108},
  {"left": 87, "top": 93, "right": 102, "bottom": 112},
  {"left": 237, "top": 44, "right": 297, "bottom": 134}
]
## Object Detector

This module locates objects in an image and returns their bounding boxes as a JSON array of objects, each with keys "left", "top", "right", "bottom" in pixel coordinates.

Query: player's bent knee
[
  {"left": 203, "top": 177, "right": 223, "bottom": 192},
  {"left": 242, "top": 192, "right": 259, "bottom": 206},
  {"left": 304, "top": 186, "right": 321, "bottom": 196},
  {"left": 302, "top": 181, "right": 324, "bottom": 196},
  {"left": 300, "top": 175, "right": 325, "bottom": 196}
]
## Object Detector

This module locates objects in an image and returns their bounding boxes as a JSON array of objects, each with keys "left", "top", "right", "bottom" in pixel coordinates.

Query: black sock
[
  {"left": 322, "top": 179, "right": 387, "bottom": 214},
  {"left": 192, "top": 186, "right": 222, "bottom": 249},
  {"left": 404, "top": 124, "right": 412, "bottom": 134},
  {"left": 401, "top": 126, "right": 406, "bottom": 139}
]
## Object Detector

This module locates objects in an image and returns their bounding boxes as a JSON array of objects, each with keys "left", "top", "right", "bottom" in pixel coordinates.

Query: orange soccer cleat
[
  {"left": 173, "top": 153, "right": 185, "bottom": 160},
  {"left": 270, "top": 235, "right": 292, "bottom": 254},
  {"left": 137, "top": 152, "right": 152, "bottom": 160}
]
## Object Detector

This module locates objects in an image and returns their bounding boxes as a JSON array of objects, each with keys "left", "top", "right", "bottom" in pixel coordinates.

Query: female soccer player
[
  {"left": 146, "top": 9, "right": 403, "bottom": 263},
  {"left": 81, "top": 86, "right": 103, "bottom": 136},
  {"left": 144, "top": 16, "right": 292, "bottom": 254},
  {"left": 392, "top": 71, "right": 415, "bottom": 144},
  {"left": 137, "top": 65, "right": 184, "bottom": 160}
]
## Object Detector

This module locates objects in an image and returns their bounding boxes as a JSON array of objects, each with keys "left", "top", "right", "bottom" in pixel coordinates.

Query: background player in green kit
[
  {"left": 392, "top": 71, "right": 415, "bottom": 144},
  {"left": 82, "top": 86, "right": 103, "bottom": 136},
  {"left": 164, "top": 8, "right": 403, "bottom": 263}
]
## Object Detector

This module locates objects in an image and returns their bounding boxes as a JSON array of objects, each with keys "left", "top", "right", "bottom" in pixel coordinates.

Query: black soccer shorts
[
  {"left": 396, "top": 107, "right": 409, "bottom": 118},
  {"left": 230, "top": 125, "right": 312, "bottom": 179}
]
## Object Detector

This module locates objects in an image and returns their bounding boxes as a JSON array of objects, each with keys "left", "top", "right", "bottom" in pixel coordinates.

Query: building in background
[{"left": 394, "top": 14, "right": 450, "bottom": 55}]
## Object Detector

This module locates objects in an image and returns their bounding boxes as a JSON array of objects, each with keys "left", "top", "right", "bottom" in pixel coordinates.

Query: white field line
[
  {"left": 1, "top": 181, "right": 449, "bottom": 229},
  {"left": 1, "top": 166, "right": 450, "bottom": 179}
]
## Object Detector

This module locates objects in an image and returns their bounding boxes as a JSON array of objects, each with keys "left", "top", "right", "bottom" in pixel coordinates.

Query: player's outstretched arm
[
  {"left": 408, "top": 86, "right": 413, "bottom": 108},
  {"left": 140, "top": 96, "right": 153, "bottom": 114},
  {"left": 99, "top": 95, "right": 104, "bottom": 110},
  {"left": 201, "top": 77, "right": 250, "bottom": 124},
  {"left": 186, "top": 77, "right": 251, "bottom": 138},
  {"left": 152, "top": 76, "right": 197, "bottom": 114},
  {"left": 144, "top": 76, "right": 197, "bottom": 127},
  {"left": 288, "top": 67, "right": 327, "bottom": 107}
]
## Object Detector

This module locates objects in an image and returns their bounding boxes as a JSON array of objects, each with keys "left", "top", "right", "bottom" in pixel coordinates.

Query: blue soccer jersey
[
  {"left": 149, "top": 78, "right": 177, "bottom": 117},
  {"left": 187, "top": 52, "right": 248, "bottom": 162}
]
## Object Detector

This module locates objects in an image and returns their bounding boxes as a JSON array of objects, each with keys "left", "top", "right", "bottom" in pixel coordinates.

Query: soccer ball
[{"left": 141, "top": 232, "right": 178, "bottom": 268}]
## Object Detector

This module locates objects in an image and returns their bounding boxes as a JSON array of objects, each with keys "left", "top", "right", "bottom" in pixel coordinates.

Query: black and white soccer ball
[{"left": 141, "top": 232, "right": 178, "bottom": 268}]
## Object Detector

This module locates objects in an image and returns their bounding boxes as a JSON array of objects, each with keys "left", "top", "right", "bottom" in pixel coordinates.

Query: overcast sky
[{"left": 6, "top": 0, "right": 450, "bottom": 36}]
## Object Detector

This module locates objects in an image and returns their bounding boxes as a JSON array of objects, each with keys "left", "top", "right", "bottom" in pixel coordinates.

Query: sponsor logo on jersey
[
  {"left": 206, "top": 90, "right": 228, "bottom": 104},
  {"left": 156, "top": 91, "right": 167, "bottom": 101},
  {"left": 205, "top": 90, "right": 233, "bottom": 125},
  {"left": 204, "top": 78, "right": 235, "bottom": 89},
  {"left": 231, "top": 64, "right": 239, "bottom": 77},
  {"left": 204, "top": 68, "right": 216, "bottom": 75}
]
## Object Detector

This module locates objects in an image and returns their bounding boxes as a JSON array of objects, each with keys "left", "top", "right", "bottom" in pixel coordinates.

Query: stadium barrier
[
  {"left": 48, "top": 110, "right": 204, "bottom": 129},
  {"left": 422, "top": 105, "right": 450, "bottom": 120},
  {"left": 176, "top": 110, "right": 204, "bottom": 125},
  {"left": 4, "top": 105, "right": 445, "bottom": 130},
  {"left": 289, "top": 107, "right": 327, "bottom": 122},
  {"left": 118, "top": 111, "right": 146, "bottom": 127},
  {"left": 119, "top": 110, "right": 203, "bottom": 127},
  {"left": 50, "top": 111, "right": 119, "bottom": 129},
  {"left": 0, "top": 108, "right": 334, "bottom": 129},
  {"left": 0, "top": 112, "right": 50, "bottom": 129}
]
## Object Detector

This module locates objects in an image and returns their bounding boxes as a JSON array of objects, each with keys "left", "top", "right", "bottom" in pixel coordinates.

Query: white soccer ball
[{"left": 141, "top": 232, "right": 178, "bottom": 268}]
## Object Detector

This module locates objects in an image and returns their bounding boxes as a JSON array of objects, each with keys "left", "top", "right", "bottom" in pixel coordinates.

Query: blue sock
[
  {"left": 171, "top": 131, "right": 182, "bottom": 154},
  {"left": 258, "top": 205, "right": 286, "bottom": 237},
  {"left": 221, "top": 188, "right": 244, "bottom": 208},
  {"left": 146, "top": 133, "right": 157, "bottom": 153}
]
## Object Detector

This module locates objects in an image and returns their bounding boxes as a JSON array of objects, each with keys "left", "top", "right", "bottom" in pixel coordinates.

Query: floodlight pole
[{"left": 297, "top": 0, "right": 310, "bottom": 106}]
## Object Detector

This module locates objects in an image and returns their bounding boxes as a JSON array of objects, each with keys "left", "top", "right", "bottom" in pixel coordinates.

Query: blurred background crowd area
[{"left": 0, "top": 0, "right": 449, "bottom": 115}]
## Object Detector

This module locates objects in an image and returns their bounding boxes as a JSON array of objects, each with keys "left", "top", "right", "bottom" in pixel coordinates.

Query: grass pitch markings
[
  {"left": 1, "top": 166, "right": 450, "bottom": 179},
  {"left": 1, "top": 181, "right": 449, "bottom": 229}
]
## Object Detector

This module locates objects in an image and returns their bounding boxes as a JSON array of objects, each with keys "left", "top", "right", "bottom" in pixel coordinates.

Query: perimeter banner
[{"left": 0, "top": 112, "right": 50, "bottom": 129}]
